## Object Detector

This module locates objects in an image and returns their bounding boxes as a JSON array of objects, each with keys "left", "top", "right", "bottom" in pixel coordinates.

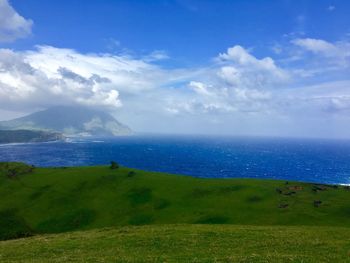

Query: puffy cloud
[
  {"left": 25, "top": 46, "right": 167, "bottom": 93},
  {"left": 164, "top": 46, "right": 287, "bottom": 116},
  {"left": 1, "top": 39, "right": 350, "bottom": 138},
  {"left": 0, "top": 0, "right": 33, "bottom": 42},
  {"left": 160, "top": 43, "right": 350, "bottom": 134},
  {"left": 0, "top": 44, "right": 302, "bottom": 119},
  {"left": 0, "top": 46, "right": 159, "bottom": 110},
  {"left": 217, "top": 45, "right": 290, "bottom": 88},
  {"left": 0, "top": 45, "right": 197, "bottom": 113}
]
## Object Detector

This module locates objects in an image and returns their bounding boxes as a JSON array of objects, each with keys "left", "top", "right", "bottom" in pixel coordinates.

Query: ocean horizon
[{"left": 1, "top": 134, "right": 349, "bottom": 185}]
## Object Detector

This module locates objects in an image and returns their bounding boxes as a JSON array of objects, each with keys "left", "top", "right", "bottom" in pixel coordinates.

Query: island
[{"left": 0, "top": 130, "right": 64, "bottom": 144}]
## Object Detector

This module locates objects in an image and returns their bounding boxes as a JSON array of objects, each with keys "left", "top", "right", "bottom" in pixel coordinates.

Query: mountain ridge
[{"left": 0, "top": 106, "right": 132, "bottom": 137}]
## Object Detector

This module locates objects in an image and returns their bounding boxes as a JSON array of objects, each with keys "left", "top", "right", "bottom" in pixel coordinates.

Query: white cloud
[
  {"left": 0, "top": 46, "right": 166, "bottom": 111},
  {"left": 0, "top": 0, "right": 33, "bottom": 42},
  {"left": 0, "top": 0, "right": 348, "bottom": 137},
  {"left": 159, "top": 46, "right": 288, "bottom": 117},
  {"left": 1, "top": 40, "right": 350, "bottom": 138},
  {"left": 143, "top": 50, "right": 169, "bottom": 62},
  {"left": 291, "top": 38, "right": 337, "bottom": 54},
  {"left": 217, "top": 45, "right": 289, "bottom": 86},
  {"left": 291, "top": 38, "right": 350, "bottom": 63},
  {"left": 188, "top": 81, "right": 213, "bottom": 96},
  {"left": 0, "top": 45, "right": 198, "bottom": 113},
  {"left": 25, "top": 45, "right": 167, "bottom": 93},
  {"left": 290, "top": 38, "right": 350, "bottom": 77}
]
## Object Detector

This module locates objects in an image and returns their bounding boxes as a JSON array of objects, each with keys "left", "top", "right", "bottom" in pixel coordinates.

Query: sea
[{"left": 1, "top": 134, "right": 350, "bottom": 185}]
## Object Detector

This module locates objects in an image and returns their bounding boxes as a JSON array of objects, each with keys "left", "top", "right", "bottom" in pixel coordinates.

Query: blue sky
[
  {"left": 7, "top": 0, "right": 350, "bottom": 66},
  {"left": 0, "top": 0, "right": 350, "bottom": 138}
]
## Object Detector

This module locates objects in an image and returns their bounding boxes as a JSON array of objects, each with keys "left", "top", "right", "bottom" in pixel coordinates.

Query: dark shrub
[
  {"left": 314, "top": 200, "right": 322, "bottom": 207},
  {"left": 127, "top": 171, "right": 136, "bottom": 177},
  {"left": 110, "top": 161, "right": 119, "bottom": 169}
]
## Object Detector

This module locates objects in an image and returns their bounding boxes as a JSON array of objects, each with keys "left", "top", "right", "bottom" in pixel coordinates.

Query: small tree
[{"left": 110, "top": 161, "right": 119, "bottom": 170}]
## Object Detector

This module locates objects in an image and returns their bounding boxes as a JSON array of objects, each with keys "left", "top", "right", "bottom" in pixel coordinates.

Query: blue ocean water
[{"left": 0, "top": 135, "right": 350, "bottom": 185}]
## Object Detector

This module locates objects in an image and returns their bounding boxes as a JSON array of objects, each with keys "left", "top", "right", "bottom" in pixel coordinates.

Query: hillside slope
[
  {"left": 0, "top": 106, "right": 132, "bottom": 136},
  {"left": 0, "top": 130, "right": 63, "bottom": 144},
  {"left": 0, "top": 162, "right": 350, "bottom": 241},
  {"left": 1, "top": 224, "right": 350, "bottom": 262}
]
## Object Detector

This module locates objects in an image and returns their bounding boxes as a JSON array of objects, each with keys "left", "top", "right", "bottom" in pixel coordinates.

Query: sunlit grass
[{"left": 1, "top": 224, "right": 350, "bottom": 262}]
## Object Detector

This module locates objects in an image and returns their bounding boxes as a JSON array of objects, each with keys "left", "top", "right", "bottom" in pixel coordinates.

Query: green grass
[
  {"left": 0, "top": 224, "right": 350, "bottom": 262},
  {"left": 1, "top": 162, "right": 350, "bottom": 240},
  {"left": 1, "top": 162, "right": 350, "bottom": 261}
]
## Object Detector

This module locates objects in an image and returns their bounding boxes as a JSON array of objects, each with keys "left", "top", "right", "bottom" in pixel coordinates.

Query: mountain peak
[{"left": 0, "top": 106, "right": 132, "bottom": 137}]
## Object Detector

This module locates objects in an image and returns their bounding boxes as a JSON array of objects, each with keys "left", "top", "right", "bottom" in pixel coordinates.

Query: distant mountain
[
  {"left": 0, "top": 130, "right": 63, "bottom": 144},
  {"left": 0, "top": 106, "right": 132, "bottom": 137}
]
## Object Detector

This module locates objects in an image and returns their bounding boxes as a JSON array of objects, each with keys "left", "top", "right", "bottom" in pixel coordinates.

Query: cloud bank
[{"left": 1, "top": 41, "right": 350, "bottom": 137}]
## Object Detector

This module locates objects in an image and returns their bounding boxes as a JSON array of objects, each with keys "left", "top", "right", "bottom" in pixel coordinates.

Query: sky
[{"left": 0, "top": 0, "right": 350, "bottom": 138}]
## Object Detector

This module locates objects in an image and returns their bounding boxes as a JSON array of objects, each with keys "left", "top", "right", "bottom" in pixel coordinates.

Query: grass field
[
  {"left": 1, "top": 224, "right": 350, "bottom": 262},
  {"left": 0, "top": 162, "right": 350, "bottom": 261}
]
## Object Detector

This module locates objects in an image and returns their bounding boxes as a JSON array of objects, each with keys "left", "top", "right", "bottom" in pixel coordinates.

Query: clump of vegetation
[
  {"left": 314, "top": 200, "right": 322, "bottom": 207},
  {"left": 312, "top": 184, "right": 328, "bottom": 192},
  {"left": 275, "top": 185, "right": 303, "bottom": 196},
  {"left": 0, "top": 162, "right": 35, "bottom": 179},
  {"left": 110, "top": 161, "right": 119, "bottom": 170},
  {"left": 127, "top": 171, "right": 136, "bottom": 177}
]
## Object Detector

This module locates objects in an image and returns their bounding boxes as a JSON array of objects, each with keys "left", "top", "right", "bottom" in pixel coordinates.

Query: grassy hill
[
  {"left": 1, "top": 224, "right": 350, "bottom": 262},
  {"left": 1, "top": 162, "right": 350, "bottom": 241}
]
